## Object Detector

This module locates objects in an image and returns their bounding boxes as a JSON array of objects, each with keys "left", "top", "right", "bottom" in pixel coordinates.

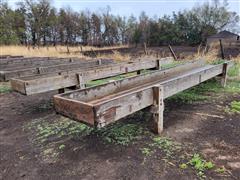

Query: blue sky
[{"left": 8, "top": 0, "right": 240, "bottom": 18}]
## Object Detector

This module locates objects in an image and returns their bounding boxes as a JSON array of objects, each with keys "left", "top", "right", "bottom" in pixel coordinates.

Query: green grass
[
  {"left": 27, "top": 113, "right": 146, "bottom": 147},
  {"left": 168, "top": 79, "right": 220, "bottom": 103},
  {"left": 0, "top": 84, "right": 11, "bottom": 93},
  {"left": 224, "top": 80, "right": 240, "bottom": 93},
  {"left": 58, "top": 144, "right": 66, "bottom": 150},
  {"left": 230, "top": 101, "right": 240, "bottom": 113},
  {"left": 161, "top": 61, "right": 184, "bottom": 69},
  {"left": 210, "top": 59, "right": 225, "bottom": 65},
  {"left": 188, "top": 153, "right": 215, "bottom": 179},
  {"left": 140, "top": 135, "right": 181, "bottom": 160},
  {"left": 94, "top": 123, "right": 144, "bottom": 146},
  {"left": 228, "top": 63, "right": 240, "bottom": 77},
  {"left": 27, "top": 116, "right": 92, "bottom": 145},
  {"left": 215, "top": 167, "right": 226, "bottom": 174},
  {"left": 141, "top": 147, "right": 154, "bottom": 156},
  {"left": 86, "top": 72, "right": 136, "bottom": 87},
  {"left": 168, "top": 79, "right": 240, "bottom": 104},
  {"left": 179, "top": 153, "right": 216, "bottom": 179},
  {"left": 151, "top": 136, "right": 181, "bottom": 157}
]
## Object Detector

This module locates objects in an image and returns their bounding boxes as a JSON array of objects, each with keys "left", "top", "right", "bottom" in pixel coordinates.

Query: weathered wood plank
[
  {"left": 0, "top": 57, "right": 53, "bottom": 65},
  {"left": 0, "top": 55, "right": 23, "bottom": 59}
]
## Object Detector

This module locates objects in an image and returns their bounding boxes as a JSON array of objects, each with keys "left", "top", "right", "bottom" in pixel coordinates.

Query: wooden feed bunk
[
  {"left": 54, "top": 60, "right": 233, "bottom": 134},
  {"left": 0, "top": 57, "right": 113, "bottom": 81},
  {"left": 11, "top": 57, "right": 173, "bottom": 95}
]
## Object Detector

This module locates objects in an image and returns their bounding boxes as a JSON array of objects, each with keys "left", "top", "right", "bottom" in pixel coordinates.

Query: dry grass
[
  {"left": 97, "top": 50, "right": 131, "bottom": 62},
  {"left": 0, "top": 45, "right": 129, "bottom": 59},
  {"left": 190, "top": 41, "right": 240, "bottom": 64}
]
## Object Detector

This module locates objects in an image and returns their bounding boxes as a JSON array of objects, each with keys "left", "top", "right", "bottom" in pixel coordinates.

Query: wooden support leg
[
  {"left": 58, "top": 88, "right": 65, "bottom": 94},
  {"left": 221, "top": 63, "right": 228, "bottom": 87},
  {"left": 152, "top": 85, "right": 164, "bottom": 134},
  {"left": 77, "top": 73, "right": 86, "bottom": 89},
  {"left": 156, "top": 59, "right": 161, "bottom": 70},
  {"left": 219, "top": 39, "right": 225, "bottom": 60}
]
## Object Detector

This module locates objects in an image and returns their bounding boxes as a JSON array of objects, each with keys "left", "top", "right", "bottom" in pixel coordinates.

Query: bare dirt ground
[{"left": 0, "top": 81, "right": 240, "bottom": 180}]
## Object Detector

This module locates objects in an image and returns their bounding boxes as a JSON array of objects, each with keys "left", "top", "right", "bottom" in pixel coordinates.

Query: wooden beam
[
  {"left": 0, "top": 55, "right": 23, "bottom": 59},
  {"left": 0, "top": 57, "right": 53, "bottom": 65}
]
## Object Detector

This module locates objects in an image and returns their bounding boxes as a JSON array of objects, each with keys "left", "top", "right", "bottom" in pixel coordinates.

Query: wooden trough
[
  {"left": 54, "top": 60, "right": 233, "bottom": 133},
  {"left": 0, "top": 56, "right": 82, "bottom": 65},
  {"left": 11, "top": 57, "right": 173, "bottom": 95},
  {"left": 0, "top": 58, "right": 113, "bottom": 81}
]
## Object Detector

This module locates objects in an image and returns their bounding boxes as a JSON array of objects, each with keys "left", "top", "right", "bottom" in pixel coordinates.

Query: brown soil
[{"left": 0, "top": 88, "right": 240, "bottom": 180}]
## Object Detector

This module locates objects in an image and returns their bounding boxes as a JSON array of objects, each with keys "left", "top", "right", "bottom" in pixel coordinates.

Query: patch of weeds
[
  {"left": 141, "top": 147, "right": 154, "bottom": 156},
  {"left": 26, "top": 116, "right": 93, "bottom": 162},
  {"left": 228, "top": 63, "right": 240, "bottom": 77},
  {"left": 215, "top": 167, "right": 226, "bottom": 174},
  {"left": 0, "top": 83, "right": 11, "bottom": 93},
  {"left": 224, "top": 80, "right": 240, "bottom": 93},
  {"left": 168, "top": 76, "right": 240, "bottom": 104},
  {"left": 182, "top": 153, "right": 214, "bottom": 179},
  {"left": 58, "top": 144, "right": 65, "bottom": 150},
  {"left": 151, "top": 136, "right": 181, "bottom": 157},
  {"left": 179, "top": 163, "right": 188, "bottom": 169},
  {"left": 167, "top": 79, "right": 221, "bottom": 103},
  {"left": 168, "top": 91, "right": 208, "bottom": 103},
  {"left": 230, "top": 101, "right": 240, "bottom": 113},
  {"left": 42, "top": 147, "right": 59, "bottom": 162},
  {"left": 94, "top": 123, "right": 143, "bottom": 146},
  {"left": 27, "top": 116, "right": 92, "bottom": 145},
  {"left": 225, "top": 101, "right": 240, "bottom": 114},
  {"left": 35, "top": 101, "right": 53, "bottom": 112},
  {"left": 210, "top": 59, "right": 225, "bottom": 65},
  {"left": 161, "top": 61, "right": 184, "bottom": 69}
]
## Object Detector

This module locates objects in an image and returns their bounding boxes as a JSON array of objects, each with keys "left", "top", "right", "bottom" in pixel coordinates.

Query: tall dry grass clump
[
  {"left": 97, "top": 50, "right": 131, "bottom": 62},
  {"left": 0, "top": 45, "right": 129, "bottom": 59}
]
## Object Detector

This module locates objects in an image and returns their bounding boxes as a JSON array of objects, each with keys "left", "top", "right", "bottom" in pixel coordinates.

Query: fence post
[
  {"left": 219, "top": 39, "right": 225, "bottom": 59},
  {"left": 168, "top": 44, "right": 177, "bottom": 60},
  {"left": 221, "top": 63, "right": 228, "bottom": 87}
]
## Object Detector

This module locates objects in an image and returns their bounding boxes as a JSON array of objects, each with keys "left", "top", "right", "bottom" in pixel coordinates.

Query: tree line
[{"left": 0, "top": 0, "right": 239, "bottom": 46}]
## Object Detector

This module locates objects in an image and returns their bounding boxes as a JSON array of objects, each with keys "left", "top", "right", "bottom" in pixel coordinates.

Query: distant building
[{"left": 207, "top": 30, "right": 239, "bottom": 45}]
